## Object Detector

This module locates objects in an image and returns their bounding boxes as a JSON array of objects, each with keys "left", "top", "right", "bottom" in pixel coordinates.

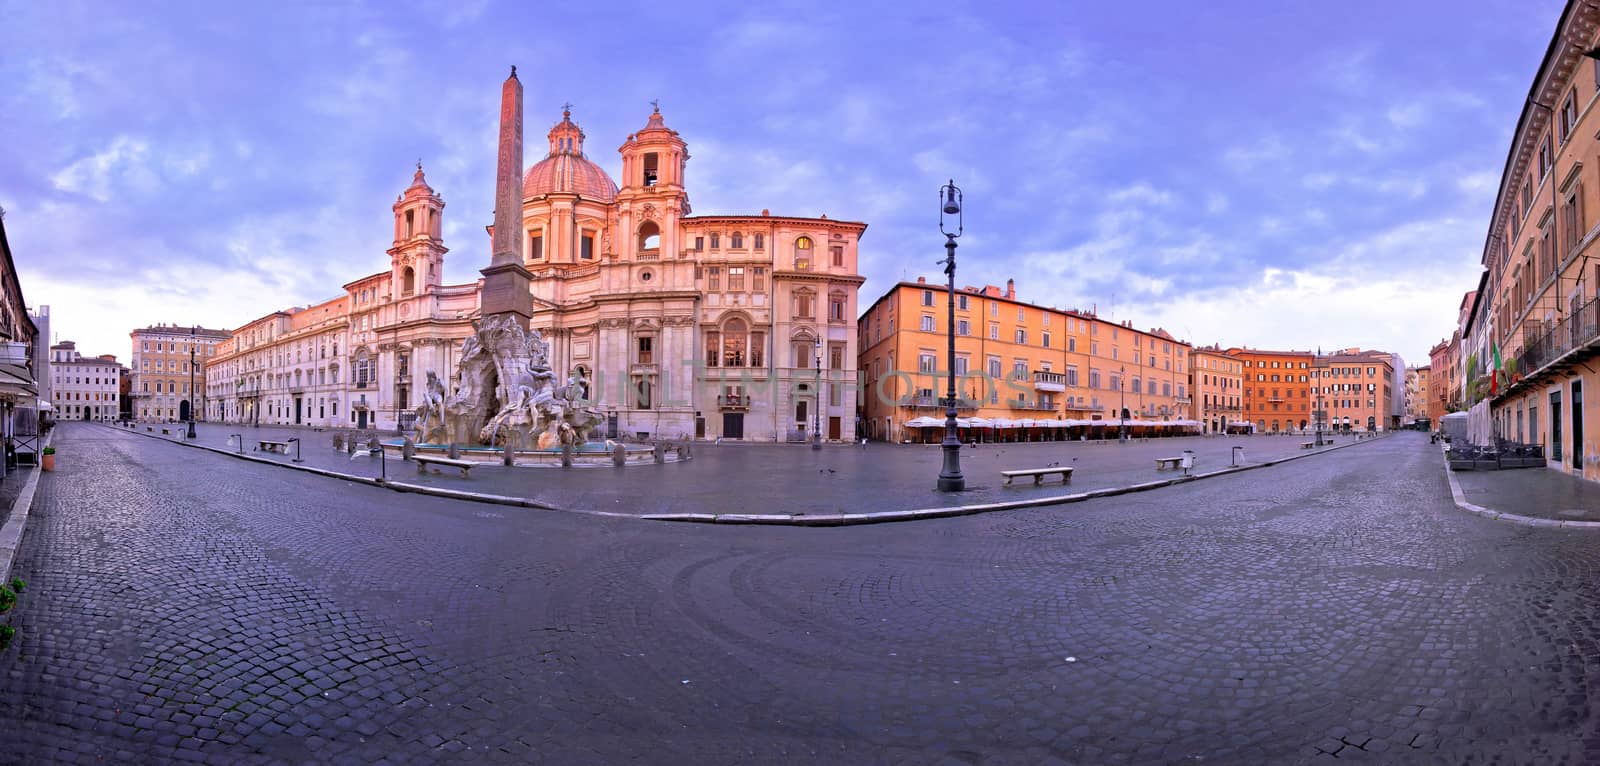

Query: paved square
[{"left": 1, "top": 424, "right": 1596, "bottom": 763}]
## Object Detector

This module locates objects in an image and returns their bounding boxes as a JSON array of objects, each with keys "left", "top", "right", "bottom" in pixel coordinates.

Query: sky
[{"left": 0, "top": 0, "right": 1569, "bottom": 366}]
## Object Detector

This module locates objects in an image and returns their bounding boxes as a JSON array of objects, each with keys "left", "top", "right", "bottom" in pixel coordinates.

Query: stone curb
[
  {"left": 95, "top": 423, "right": 637, "bottom": 520},
  {"left": 1440, "top": 448, "right": 1600, "bottom": 529},
  {"left": 0, "top": 429, "right": 53, "bottom": 585},
  {"left": 645, "top": 433, "right": 1386, "bottom": 526}
]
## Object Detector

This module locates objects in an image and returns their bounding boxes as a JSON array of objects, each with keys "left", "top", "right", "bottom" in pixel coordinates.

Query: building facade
[
  {"left": 1190, "top": 346, "right": 1244, "bottom": 434},
  {"left": 130, "top": 325, "right": 228, "bottom": 422},
  {"left": 1405, "top": 365, "right": 1431, "bottom": 425},
  {"left": 49, "top": 342, "right": 121, "bottom": 421},
  {"left": 1311, "top": 348, "right": 1395, "bottom": 432},
  {"left": 211, "top": 98, "right": 869, "bottom": 442},
  {"left": 1227, "top": 348, "right": 1312, "bottom": 434},
  {"left": 858, "top": 278, "right": 1193, "bottom": 443},
  {"left": 0, "top": 213, "right": 41, "bottom": 463}
]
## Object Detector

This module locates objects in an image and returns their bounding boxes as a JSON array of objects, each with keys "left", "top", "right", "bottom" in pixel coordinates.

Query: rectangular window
[
  {"left": 921, "top": 315, "right": 935, "bottom": 332},
  {"left": 1015, "top": 329, "right": 1027, "bottom": 344},
  {"left": 695, "top": 236, "right": 704, "bottom": 250},
  {"left": 919, "top": 353, "right": 937, "bottom": 374},
  {"left": 530, "top": 234, "right": 544, "bottom": 260},
  {"left": 1017, "top": 307, "right": 1025, "bottom": 322},
  {"left": 1042, "top": 332, "right": 1051, "bottom": 349},
  {"left": 708, "top": 267, "right": 721, "bottom": 291},
  {"left": 1066, "top": 366, "right": 1079, "bottom": 387},
  {"left": 637, "top": 337, "right": 653, "bottom": 365},
  {"left": 831, "top": 246, "right": 844, "bottom": 267},
  {"left": 581, "top": 235, "right": 594, "bottom": 260},
  {"left": 754, "top": 233, "right": 764, "bottom": 249},
  {"left": 731, "top": 232, "right": 743, "bottom": 248},
  {"left": 954, "top": 356, "right": 969, "bottom": 376},
  {"left": 1012, "top": 361, "right": 1028, "bottom": 380},
  {"left": 728, "top": 266, "right": 745, "bottom": 291},
  {"left": 987, "top": 357, "right": 1002, "bottom": 378},
  {"left": 830, "top": 297, "right": 846, "bottom": 322},
  {"left": 1090, "top": 369, "right": 1101, "bottom": 389},
  {"left": 922, "top": 290, "right": 934, "bottom": 306},
  {"left": 958, "top": 294, "right": 969, "bottom": 310},
  {"left": 957, "top": 319, "right": 970, "bottom": 336},
  {"left": 989, "top": 323, "right": 999, "bottom": 340},
  {"left": 753, "top": 267, "right": 766, "bottom": 292},
  {"left": 710, "top": 233, "right": 720, "bottom": 249}
]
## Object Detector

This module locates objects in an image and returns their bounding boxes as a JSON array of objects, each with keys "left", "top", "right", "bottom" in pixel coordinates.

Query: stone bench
[
  {"left": 1155, "top": 457, "right": 1185, "bottom": 470},
  {"left": 257, "top": 440, "right": 291, "bottom": 454},
  {"left": 1301, "top": 442, "right": 1315, "bottom": 449},
  {"left": 1001, "top": 467, "right": 1073, "bottom": 486},
  {"left": 415, "top": 455, "right": 474, "bottom": 478}
]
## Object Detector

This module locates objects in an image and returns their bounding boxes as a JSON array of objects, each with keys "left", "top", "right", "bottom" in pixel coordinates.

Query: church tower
[
  {"left": 388, "top": 161, "right": 447, "bottom": 298},
  {"left": 615, "top": 103, "right": 690, "bottom": 259}
]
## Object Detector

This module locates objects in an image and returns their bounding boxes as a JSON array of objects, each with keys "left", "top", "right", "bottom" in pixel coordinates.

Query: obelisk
[{"left": 480, "top": 65, "right": 534, "bottom": 328}]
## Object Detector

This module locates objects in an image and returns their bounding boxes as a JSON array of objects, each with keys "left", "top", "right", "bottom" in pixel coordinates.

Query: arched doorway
[{"left": 179, "top": 400, "right": 191, "bottom": 422}]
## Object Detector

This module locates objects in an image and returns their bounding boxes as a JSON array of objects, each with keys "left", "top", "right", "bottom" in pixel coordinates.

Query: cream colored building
[
  {"left": 49, "top": 341, "right": 121, "bottom": 421},
  {"left": 1190, "top": 346, "right": 1243, "bottom": 434},
  {"left": 130, "top": 324, "right": 228, "bottom": 422}
]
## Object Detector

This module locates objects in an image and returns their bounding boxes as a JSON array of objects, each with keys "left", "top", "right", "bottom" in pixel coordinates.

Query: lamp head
[{"left": 939, "top": 180, "right": 963, "bottom": 237}]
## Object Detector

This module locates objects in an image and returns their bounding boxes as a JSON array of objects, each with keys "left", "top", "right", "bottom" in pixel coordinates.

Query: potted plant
[{"left": 40, "top": 446, "right": 54, "bottom": 472}]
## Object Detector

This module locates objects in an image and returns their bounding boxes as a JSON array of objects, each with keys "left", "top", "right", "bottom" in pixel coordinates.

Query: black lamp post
[
  {"left": 1119, "top": 364, "right": 1128, "bottom": 442},
  {"left": 812, "top": 337, "right": 823, "bottom": 450},
  {"left": 186, "top": 326, "right": 198, "bottom": 439},
  {"left": 1314, "top": 347, "right": 1325, "bottom": 447},
  {"left": 936, "top": 179, "right": 965, "bottom": 492}
]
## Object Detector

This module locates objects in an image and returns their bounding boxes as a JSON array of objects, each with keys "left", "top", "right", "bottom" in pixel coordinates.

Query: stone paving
[
  {"left": 123, "top": 420, "right": 1384, "bottom": 515},
  {"left": 3, "top": 423, "right": 1599, "bottom": 763},
  {"left": 1451, "top": 456, "right": 1600, "bottom": 522}
]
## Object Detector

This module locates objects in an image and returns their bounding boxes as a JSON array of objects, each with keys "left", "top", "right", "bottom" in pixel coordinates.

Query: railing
[
  {"left": 1032, "top": 371, "right": 1065, "bottom": 385},
  {"left": 900, "top": 395, "right": 978, "bottom": 411},
  {"left": 1009, "top": 401, "right": 1057, "bottom": 411},
  {"left": 1516, "top": 295, "right": 1600, "bottom": 382},
  {"left": 718, "top": 394, "right": 750, "bottom": 409}
]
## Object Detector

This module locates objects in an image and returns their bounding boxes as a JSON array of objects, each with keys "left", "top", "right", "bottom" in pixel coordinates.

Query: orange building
[
  {"left": 1227, "top": 348, "right": 1312, "bottom": 434},
  {"left": 1190, "top": 346, "right": 1244, "bottom": 434},
  {"left": 858, "top": 278, "right": 1193, "bottom": 443},
  {"left": 1312, "top": 349, "right": 1395, "bottom": 432}
]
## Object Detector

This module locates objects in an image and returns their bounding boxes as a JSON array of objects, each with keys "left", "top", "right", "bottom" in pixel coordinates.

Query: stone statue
[{"left": 413, "top": 370, "right": 449, "bottom": 444}]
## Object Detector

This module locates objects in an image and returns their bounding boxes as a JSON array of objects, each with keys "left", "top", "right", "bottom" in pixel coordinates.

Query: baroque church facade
[{"left": 209, "top": 97, "right": 866, "bottom": 443}]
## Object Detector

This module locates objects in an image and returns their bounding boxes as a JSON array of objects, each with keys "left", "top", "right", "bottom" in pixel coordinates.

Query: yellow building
[
  {"left": 1190, "top": 346, "right": 1244, "bottom": 434},
  {"left": 858, "top": 278, "right": 1193, "bottom": 442},
  {"left": 129, "top": 324, "right": 228, "bottom": 422}
]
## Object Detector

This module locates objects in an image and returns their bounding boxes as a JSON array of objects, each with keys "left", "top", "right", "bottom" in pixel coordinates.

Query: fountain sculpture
[{"left": 411, "top": 314, "right": 601, "bottom": 452}]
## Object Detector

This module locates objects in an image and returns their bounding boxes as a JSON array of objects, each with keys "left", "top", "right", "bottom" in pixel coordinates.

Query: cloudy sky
[{"left": 0, "top": 0, "right": 1566, "bottom": 365}]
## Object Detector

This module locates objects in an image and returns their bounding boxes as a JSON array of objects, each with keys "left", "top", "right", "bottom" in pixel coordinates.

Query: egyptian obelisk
[{"left": 480, "top": 65, "right": 535, "bottom": 328}]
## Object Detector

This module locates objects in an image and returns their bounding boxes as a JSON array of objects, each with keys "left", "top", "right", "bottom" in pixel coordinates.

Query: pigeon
[{"left": 827, "top": 468, "right": 836, "bottom": 473}]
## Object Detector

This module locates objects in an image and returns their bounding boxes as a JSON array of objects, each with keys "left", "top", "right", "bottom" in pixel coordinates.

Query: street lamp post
[
  {"left": 1119, "top": 364, "right": 1128, "bottom": 442},
  {"left": 936, "top": 180, "right": 965, "bottom": 492},
  {"left": 1314, "top": 347, "right": 1324, "bottom": 447},
  {"left": 812, "top": 338, "right": 823, "bottom": 450},
  {"left": 186, "top": 326, "right": 198, "bottom": 439}
]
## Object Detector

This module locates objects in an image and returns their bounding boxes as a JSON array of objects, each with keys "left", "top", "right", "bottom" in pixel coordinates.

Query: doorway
[
  {"left": 357, "top": 410, "right": 368, "bottom": 430},
  {"left": 178, "top": 400, "right": 190, "bottom": 422},
  {"left": 722, "top": 413, "right": 744, "bottom": 440},
  {"left": 1573, "top": 381, "right": 1584, "bottom": 470},
  {"left": 1551, "top": 390, "right": 1564, "bottom": 462},
  {"left": 294, "top": 397, "right": 303, "bottom": 425},
  {"left": 695, "top": 416, "right": 706, "bottom": 439},
  {"left": 828, "top": 416, "right": 841, "bottom": 440}
]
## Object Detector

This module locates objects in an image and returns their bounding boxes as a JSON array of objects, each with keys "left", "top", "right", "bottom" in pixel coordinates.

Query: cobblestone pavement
[
  {"left": 2, "top": 423, "right": 1598, "bottom": 763},
  {"left": 1452, "top": 458, "right": 1600, "bottom": 521},
  {"left": 127, "top": 421, "right": 1382, "bottom": 515}
]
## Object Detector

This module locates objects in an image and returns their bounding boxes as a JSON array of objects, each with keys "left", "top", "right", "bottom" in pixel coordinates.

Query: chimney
[
  {"left": 1005, "top": 278, "right": 1015, "bottom": 300},
  {"left": 916, "top": 276, "right": 926, "bottom": 284}
]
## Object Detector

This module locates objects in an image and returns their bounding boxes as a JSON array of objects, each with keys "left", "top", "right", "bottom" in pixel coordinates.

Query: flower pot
[{"left": 40, "top": 454, "right": 54, "bottom": 472}]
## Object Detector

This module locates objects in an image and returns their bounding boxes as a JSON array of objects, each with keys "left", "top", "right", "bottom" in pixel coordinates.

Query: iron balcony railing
[
  {"left": 1009, "top": 401, "right": 1057, "bottom": 411},
  {"left": 1516, "top": 295, "right": 1600, "bottom": 383},
  {"left": 900, "top": 394, "right": 978, "bottom": 411},
  {"left": 718, "top": 394, "right": 750, "bottom": 409}
]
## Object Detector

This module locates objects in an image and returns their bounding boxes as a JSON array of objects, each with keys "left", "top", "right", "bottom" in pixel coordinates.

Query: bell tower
[
  {"left": 616, "top": 102, "right": 691, "bottom": 260},
  {"left": 388, "top": 161, "right": 447, "bottom": 299}
]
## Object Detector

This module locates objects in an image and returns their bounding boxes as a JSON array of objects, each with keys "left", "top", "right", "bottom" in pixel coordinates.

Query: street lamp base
[
  {"left": 186, "top": 422, "right": 197, "bottom": 439},
  {"left": 937, "top": 441, "right": 965, "bottom": 492},
  {"left": 937, "top": 474, "right": 966, "bottom": 492}
]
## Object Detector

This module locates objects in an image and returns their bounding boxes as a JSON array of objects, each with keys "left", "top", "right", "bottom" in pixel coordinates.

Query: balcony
[
  {"left": 900, "top": 394, "right": 977, "bottom": 411},
  {"left": 1511, "top": 296, "right": 1600, "bottom": 392},
  {"left": 718, "top": 394, "right": 750, "bottom": 410},
  {"left": 1009, "top": 400, "right": 1057, "bottom": 411},
  {"left": 1032, "top": 371, "right": 1065, "bottom": 392}
]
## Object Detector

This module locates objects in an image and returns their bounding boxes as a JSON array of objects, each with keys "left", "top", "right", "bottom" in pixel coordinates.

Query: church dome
[{"left": 523, "top": 108, "right": 618, "bottom": 202}]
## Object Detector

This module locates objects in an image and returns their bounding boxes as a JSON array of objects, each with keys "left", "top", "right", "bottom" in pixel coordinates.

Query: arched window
[
  {"left": 639, "top": 221, "right": 661, "bottom": 252},
  {"left": 403, "top": 266, "right": 416, "bottom": 296},
  {"left": 730, "top": 232, "right": 743, "bottom": 248},
  {"left": 722, "top": 317, "right": 747, "bottom": 367},
  {"left": 794, "top": 236, "right": 813, "bottom": 270}
]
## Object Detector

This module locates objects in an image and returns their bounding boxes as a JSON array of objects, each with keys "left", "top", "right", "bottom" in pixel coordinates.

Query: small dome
[{"left": 523, "top": 108, "right": 618, "bottom": 202}]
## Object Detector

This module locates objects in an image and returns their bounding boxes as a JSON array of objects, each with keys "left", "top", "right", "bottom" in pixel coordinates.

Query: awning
[
  {"left": 37, "top": 399, "right": 52, "bottom": 411},
  {"left": 0, "top": 363, "right": 37, "bottom": 398}
]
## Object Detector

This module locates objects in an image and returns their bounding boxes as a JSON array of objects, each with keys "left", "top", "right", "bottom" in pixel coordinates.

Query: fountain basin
[{"left": 382, "top": 439, "right": 682, "bottom": 467}]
